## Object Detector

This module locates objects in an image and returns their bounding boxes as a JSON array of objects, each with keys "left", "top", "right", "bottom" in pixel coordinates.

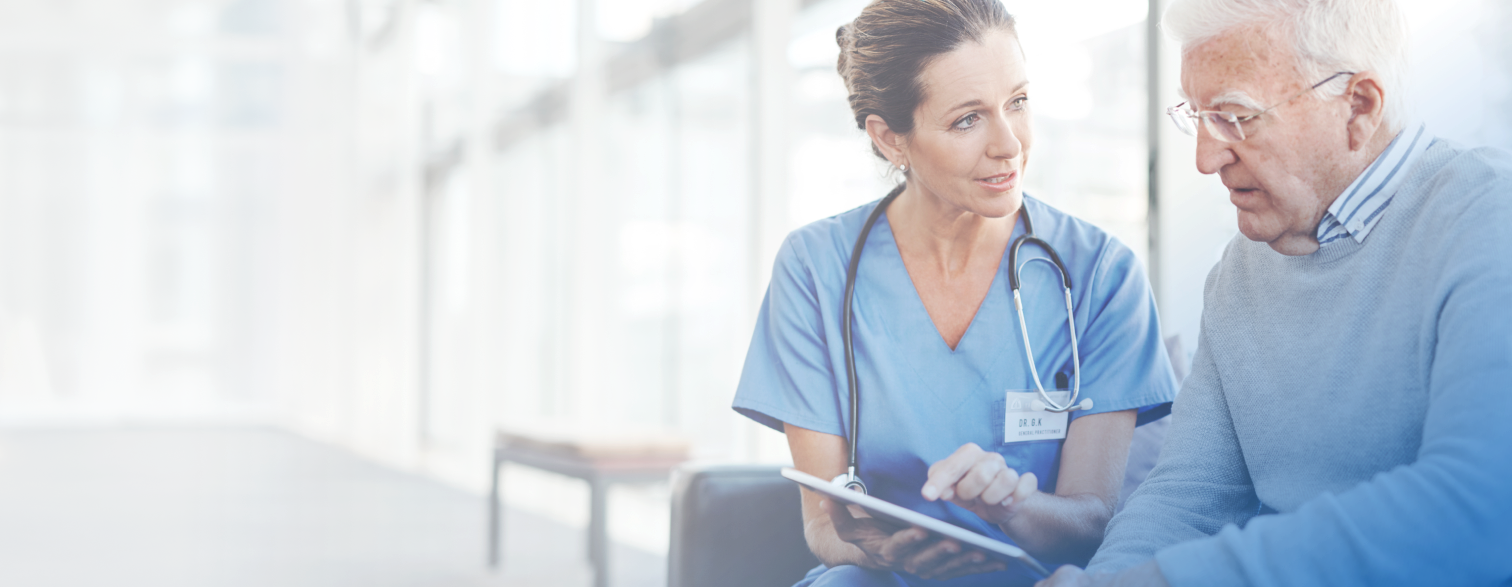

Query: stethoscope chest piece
[{"left": 831, "top": 470, "right": 868, "bottom": 494}]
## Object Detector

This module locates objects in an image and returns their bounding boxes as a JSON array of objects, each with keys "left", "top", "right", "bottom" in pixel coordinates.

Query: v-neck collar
[{"left": 863, "top": 206, "right": 1030, "bottom": 411}]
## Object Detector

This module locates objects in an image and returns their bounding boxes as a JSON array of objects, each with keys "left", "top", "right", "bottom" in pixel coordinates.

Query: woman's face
[{"left": 900, "top": 29, "right": 1032, "bottom": 219}]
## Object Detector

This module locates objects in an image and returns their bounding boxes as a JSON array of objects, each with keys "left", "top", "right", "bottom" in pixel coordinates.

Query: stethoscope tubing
[
  {"left": 838, "top": 189, "right": 1086, "bottom": 494},
  {"left": 838, "top": 185, "right": 903, "bottom": 493}
]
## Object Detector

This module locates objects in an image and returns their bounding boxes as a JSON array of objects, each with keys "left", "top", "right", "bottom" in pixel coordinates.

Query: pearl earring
[{"left": 899, "top": 163, "right": 908, "bottom": 173}]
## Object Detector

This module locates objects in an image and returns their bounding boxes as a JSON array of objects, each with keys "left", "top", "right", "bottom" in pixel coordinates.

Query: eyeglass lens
[
  {"left": 1168, "top": 107, "right": 1196, "bottom": 136},
  {"left": 1202, "top": 114, "right": 1245, "bottom": 142},
  {"left": 1168, "top": 106, "right": 1247, "bottom": 143}
]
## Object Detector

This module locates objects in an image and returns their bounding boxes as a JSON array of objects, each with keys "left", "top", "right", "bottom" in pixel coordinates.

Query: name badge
[{"left": 1004, "top": 390, "right": 1070, "bottom": 443}]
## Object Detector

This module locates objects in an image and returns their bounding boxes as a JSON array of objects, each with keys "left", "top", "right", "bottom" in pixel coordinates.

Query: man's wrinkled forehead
[{"left": 1179, "top": 25, "right": 1292, "bottom": 108}]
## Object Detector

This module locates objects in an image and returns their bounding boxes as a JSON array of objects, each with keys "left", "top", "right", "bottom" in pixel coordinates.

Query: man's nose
[{"left": 1194, "top": 131, "right": 1236, "bottom": 175}]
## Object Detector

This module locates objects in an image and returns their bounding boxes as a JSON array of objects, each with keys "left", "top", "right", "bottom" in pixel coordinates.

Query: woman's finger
[
  {"left": 922, "top": 443, "right": 984, "bottom": 500},
  {"left": 899, "top": 537, "right": 961, "bottom": 576},
  {"left": 916, "top": 548, "right": 989, "bottom": 579},
  {"left": 1010, "top": 471, "right": 1038, "bottom": 506},
  {"left": 872, "top": 525, "right": 931, "bottom": 564},
  {"left": 978, "top": 466, "right": 1021, "bottom": 506},
  {"left": 951, "top": 453, "right": 1005, "bottom": 503}
]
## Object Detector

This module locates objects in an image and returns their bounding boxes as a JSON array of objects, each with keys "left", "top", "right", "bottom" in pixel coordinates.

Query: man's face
[{"left": 1180, "top": 26, "right": 1356, "bottom": 255}]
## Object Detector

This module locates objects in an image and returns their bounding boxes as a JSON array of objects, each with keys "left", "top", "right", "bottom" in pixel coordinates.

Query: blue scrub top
[{"left": 733, "top": 195, "right": 1178, "bottom": 587}]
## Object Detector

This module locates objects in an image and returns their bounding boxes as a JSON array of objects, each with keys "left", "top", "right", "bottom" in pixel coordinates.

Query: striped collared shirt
[{"left": 1316, "top": 122, "right": 1434, "bottom": 246}]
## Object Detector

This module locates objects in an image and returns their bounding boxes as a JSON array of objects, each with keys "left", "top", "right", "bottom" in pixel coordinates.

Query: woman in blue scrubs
[{"left": 731, "top": 1, "right": 1177, "bottom": 586}]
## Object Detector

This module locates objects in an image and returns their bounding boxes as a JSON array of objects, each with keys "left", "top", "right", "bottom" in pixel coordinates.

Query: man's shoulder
[
  {"left": 1412, "top": 139, "right": 1512, "bottom": 221},
  {"left": 1429, "top": 138, "right": 1512, "bottom": 177}
]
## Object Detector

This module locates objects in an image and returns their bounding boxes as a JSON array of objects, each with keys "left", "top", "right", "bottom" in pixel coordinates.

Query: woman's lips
[{"left": 976, "top": 171, "right": 1019, "bottom": 192}]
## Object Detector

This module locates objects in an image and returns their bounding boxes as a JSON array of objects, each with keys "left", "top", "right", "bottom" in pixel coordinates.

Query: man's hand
[
  {"left": 921, "top": 443, "right": 1038, "bottom": 526},
  {"left": 822, "top": 499, "right": 1007, "bottom": 580},
  {"left": 1035, "top": 560, "right": 1170, "bottom": 587},
  {"left": 1038, "top": 565, "right": 1097, "bottom": 586}
]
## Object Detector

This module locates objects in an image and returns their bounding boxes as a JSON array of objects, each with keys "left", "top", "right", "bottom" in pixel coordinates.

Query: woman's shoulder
[
  {"left": 1022, "top": 195, "right": 1131, "bottom": 265},
  {"left": 776, "top": 197, "right": 887, "bottom": 273}
]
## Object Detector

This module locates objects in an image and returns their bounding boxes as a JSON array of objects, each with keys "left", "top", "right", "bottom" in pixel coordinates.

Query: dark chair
[{"left": 668, "top": 465, "right": 820, "bottom": 587}]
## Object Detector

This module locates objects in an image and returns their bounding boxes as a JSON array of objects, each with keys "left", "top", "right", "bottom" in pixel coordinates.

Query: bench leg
[
  {"left": 589, "top": 478, "right": 608, "bottom": 587},
  {"left": 488, "top": 450, "right": 502, "bottom": 568}
]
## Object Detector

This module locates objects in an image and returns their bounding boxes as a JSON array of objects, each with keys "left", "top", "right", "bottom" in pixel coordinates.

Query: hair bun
[{"left": 835, "top": 24, "right": 855, "bottom": 79}]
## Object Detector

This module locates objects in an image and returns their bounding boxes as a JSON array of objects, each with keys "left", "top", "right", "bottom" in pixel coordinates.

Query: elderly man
[{"left": 1039, "top": 0, "right": 1512, "bottom": 586}]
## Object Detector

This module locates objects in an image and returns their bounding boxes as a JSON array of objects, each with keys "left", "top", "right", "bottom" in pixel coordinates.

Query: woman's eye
[
  {"left": 953, "top": 113, "right": 980, "bottom": 130},
  {"left": 1010, "top": 96, "right": 1029, "bottom": 110}
]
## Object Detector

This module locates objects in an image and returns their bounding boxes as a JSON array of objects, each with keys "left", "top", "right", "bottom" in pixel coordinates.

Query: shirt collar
[{"left": 1317, "top": 121, "right": 1434, "bottom": 245}]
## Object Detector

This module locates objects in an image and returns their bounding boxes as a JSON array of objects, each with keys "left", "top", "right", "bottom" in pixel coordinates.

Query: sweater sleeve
[
  {"left": 1086, "top": 284, "right": 1261, "bottom": 573},
  {"left": 1148, "top": 167, "right": 1512, "bottom": 586}
]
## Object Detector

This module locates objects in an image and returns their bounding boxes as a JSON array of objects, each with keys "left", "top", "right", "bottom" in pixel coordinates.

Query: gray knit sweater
[{"left": 1088, "top": 138, "right": 1512, "bottom": 586}]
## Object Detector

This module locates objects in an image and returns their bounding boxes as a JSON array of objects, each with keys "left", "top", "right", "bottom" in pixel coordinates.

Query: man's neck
[{"left": 1269, "top": 124, "right": 1401, "bottom": 256}]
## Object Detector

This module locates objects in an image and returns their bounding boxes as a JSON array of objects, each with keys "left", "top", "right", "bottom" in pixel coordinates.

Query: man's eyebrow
[{"left": 1209, "top": 90, "right": 1266, "bottom": 111}]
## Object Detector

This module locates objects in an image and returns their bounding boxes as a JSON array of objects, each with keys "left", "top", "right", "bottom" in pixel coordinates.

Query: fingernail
[{"left": 922, "top": 485, "right": 939, "bottom": 500}]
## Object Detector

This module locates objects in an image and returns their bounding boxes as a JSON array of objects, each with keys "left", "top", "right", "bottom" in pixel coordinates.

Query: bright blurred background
[{"left": 0, "top": 0, "right": 1506, "bottom": 585}]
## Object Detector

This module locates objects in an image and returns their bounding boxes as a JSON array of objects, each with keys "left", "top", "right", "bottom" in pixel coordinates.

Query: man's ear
[
  {"left": 864, "top": 114, "right": 907, "bottom": 168},
  {"left": 1345, "top": 72, "right": 1387, "bottom": 151}
]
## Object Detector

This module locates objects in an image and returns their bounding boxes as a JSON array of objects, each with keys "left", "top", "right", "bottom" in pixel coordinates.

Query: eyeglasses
[{"left": 1167, "top": 71, "right": 1355, "bottom": 143}]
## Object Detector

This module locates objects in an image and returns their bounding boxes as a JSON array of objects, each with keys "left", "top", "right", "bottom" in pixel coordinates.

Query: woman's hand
[
  {"left": 921, "top": 443, "right": 1038, "bottom": 526},
  {"left": 822, "top": 498, "right": 1007, "bottom": 580}
]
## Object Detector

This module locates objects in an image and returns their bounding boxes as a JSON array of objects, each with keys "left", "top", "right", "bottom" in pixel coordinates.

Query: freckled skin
[{"left": 1181, "top": 25, "right": 1392, "bottom": 256}]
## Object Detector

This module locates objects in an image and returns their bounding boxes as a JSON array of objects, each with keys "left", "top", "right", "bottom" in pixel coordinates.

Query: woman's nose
[{"left": 987, "top": 118, "right": 1022, "bottom": 160}]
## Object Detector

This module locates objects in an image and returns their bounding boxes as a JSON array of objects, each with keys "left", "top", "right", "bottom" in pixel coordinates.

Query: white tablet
[{"left": 781, "top": 467, "right": 1050, "bottom": 577}]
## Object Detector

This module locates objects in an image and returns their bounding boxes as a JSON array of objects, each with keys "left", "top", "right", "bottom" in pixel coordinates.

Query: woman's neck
[{"left": 888, "top": 183, "right": 1017, "bottom": 277}]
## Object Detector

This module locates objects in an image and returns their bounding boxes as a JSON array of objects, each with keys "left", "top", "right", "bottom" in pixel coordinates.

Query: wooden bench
[{"left": 488, "top": 429, "right": 689, "bottom": 587}]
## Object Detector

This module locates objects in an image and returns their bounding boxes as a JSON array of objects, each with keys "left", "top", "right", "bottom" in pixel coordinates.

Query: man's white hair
[{"left": 1163, "top": 0, "right": 1409, "bottom": 130}]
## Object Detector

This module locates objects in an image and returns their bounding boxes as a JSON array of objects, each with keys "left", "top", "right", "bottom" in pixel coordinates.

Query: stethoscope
[{"left": 834, "top": 186, "right": 1093, "bottom": 494}]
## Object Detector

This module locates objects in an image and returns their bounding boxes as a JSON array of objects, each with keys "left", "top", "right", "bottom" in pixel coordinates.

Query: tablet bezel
[{"left": 781, "top": 467, "right": 1050, "bottom": 577}]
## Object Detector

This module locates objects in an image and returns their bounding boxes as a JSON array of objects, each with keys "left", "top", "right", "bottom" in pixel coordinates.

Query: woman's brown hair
[{"left": 836, "top": 0, "right": 1018, "bottom": 159}]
